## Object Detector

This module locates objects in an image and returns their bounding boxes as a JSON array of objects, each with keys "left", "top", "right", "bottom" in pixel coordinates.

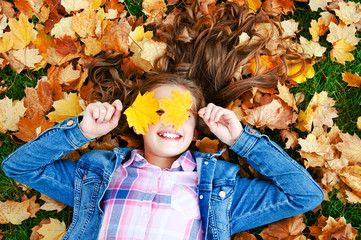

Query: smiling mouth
[{"left": 157, "top": 132, "right": 182, "bottom": 140}]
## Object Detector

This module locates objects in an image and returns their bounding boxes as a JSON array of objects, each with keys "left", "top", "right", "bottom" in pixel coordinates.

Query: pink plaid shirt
[{"left": 97, "top": 150, "right": 203, "bottom": 240}]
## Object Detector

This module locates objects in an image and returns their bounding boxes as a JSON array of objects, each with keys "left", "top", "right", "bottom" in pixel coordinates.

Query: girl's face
[{"left": 142, "top": 84, "right": 197, "bottom": 164}]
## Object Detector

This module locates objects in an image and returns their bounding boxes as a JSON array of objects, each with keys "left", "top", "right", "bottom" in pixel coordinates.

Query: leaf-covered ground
[{"left": 0, "top": 0, "right": 361, "bottom": 239}]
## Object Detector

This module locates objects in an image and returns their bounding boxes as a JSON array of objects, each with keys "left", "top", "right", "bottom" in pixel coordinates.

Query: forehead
[{"left": 152, "top": 85, "right": 191, "bottom": 99}]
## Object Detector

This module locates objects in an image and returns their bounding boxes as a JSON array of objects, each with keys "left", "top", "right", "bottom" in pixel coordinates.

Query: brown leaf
[
  {"left": 245, "top": 99, "right": 297, "bottom": 130},
  {"left": 0, "top": 96, "right": 27, "bottom": 133},
  {"left": 21, "top": 195, "right": 40, "bottom": 218},
  {"left": 102, "top": 20, "right": 131, "bottom": 54},
  {"left": 71, "top": 8, "right": 97, "bottom": 38},
  {"left": 0, "top": 200, "right": 31, "bottom": 224},
  {"left": 336, "top": 132, "right": 361, "bottom": 165},
  {"left": 35, "top": 218, "right": 67, "bottom": 239},
  {"left": 39, "top": 194, "right": 67, "bottom": 213},
  {"left": 196, "top": 137, "right": 219, "bottom": 153},
  {"left": 260, "top": 214, "right": 306, "bottom": 240},
  {"left": 0, "top": 0, "right": 16, "bottom": 18},
  {"left": 232, "top": 231, "right": 257, "bottom": 240},
  {"left": 15, "top": 111, "right": 55, "bottom": 142},
  {"left": 24, "top": 77, "right": 54, "bottom": 118},
  {"left": 342, "top": 72, "right": 361, "bottom": 88},
  {"left": 14, "top": 0, "right": 34, "bottom": 18},
  {"left": 280, "top": 130, "right": 298, "bottom": 149},
  {"left": 310, "top": 216, "right": 358, "bottom": 240},
  {"left": 54, "top": 35, "right": 79, "bottom": 55}
]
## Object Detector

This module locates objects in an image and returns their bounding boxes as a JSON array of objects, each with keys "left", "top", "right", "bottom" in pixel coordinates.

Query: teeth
[{"left": 160, "top": 133, "right": 180, "bottom": 139}]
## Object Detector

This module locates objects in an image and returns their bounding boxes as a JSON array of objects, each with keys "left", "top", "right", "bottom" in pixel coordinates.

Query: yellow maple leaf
[
  {"left": 124, "top": 92, "right": 160, "bottom": 135},
  {"left": 129, "top": 26, "right": 154, "bottom": 42},
  {"left": 0, "top": 34, "right": 13, "bottom": 53},
  {"left": 342, "top": 72, "right": 361, "bottom": 88},
  {"left": 331, "top": 39, "right": 356, "bottom": 65},
  {"left": 36, "top": 218, "right": 67, "bottom": 239},
  {"left": 7, "top": 13, "right": 37, "bottom": 50},
  {"left": 159, "top": 90, "right": 193, "bottom": 131},
  {"left": 47, "top": 93, "right": 85, "bottom": 123},
  {"left": 287, "top": 61, "right": 315, "bottom": 84},
  {"left": 0, "top": 96, "right": 27, "bottom": 133},
  {"left": 296, "top": 107, "right": 313, "bottom": 132}
]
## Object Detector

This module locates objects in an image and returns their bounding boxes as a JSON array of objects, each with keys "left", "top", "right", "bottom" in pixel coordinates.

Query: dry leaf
[
  {"left": 124, "top": 92, "right": 160, "bottom": 135},
  {"left": 101, "top": 20, "right": 131, "bottom": 54},
  {"left": 232, "top": 231, "right": 257, "bottom": 240},
  {"left": 6, "top": 13, "right": 37, "bottom": 49},
  {"left": 159, "top": 90, "right": 193, "bottom": 131},
  {"left": 57, "top": 64, "right": 81, "bottom": 87},
  {"left": 309, "top": 0, "right": 332, "bottom": 11},
  {"left": 342, "top": 72, "right": 361, "bottom": 88},
  {"left": 357, "top": 117, "right": 361, "bottom": 130},
  {"left": 309, "top": 18, "right": 328, "bottom": 42},
  {"left": 24, "top": 78, "right": 54, "bottom": 118},
  {"left": 336, "top": 132, "right": 361, "bottom": 165},
  {"left": 331, "top": 39, "right": 356, "bottom": 65},
  {"left": 299, "top": 36, "right": 326, "bottom": 58},
  {"left": 287, "top": 61, "right": 315, "bottom": 84},
  {"left": 36, "top": 218, "right": 67, "bottom": 240},
  {"left": 0, "top": 96, "right": 27, "bottom": 133},
  {"left": 196, "top": 137, "right": 219, "bottom": 153},
  {"left": 15, "top": 111, "right": 55, "bottom": 142},
  {"left": 0, "top": 200, "right": 31, "bottom": 224},
  {"left": 71, "top": 8, "right": 97, "bottom": 38},
  {"left": 308, "top": 91, "right": 338, "bottom": 128},
  {"left": 50, "top": 17, "right": 76, "bottom": 39},
  {"left": 245, "top": 99, "right": 297, "bottom": 130},
  {"left": 277, "top": 82, "right": 297, "bottom": 111},
  {"left": 0, "top": 35, "right": 13, "bottom": 53},
  {"left": 47, "top": 92, "right": 85, "bottom": 123},
  {"left": 21, "top": 195, "right": 40, "bottom": 218},
  {"left": 281, "top": 19, "right": 299, "bottom": 38},
  {"left": 39, "top": 194, "right": 67, "bottom": 213},
  {"left": 280, "top": 130, "right": 299, "bottom": 149},
  {"left": 327, "top": 22, "right": 360, "bottom": 46},
  {"left": 310, "top": 216, "right": 358, "bottom": 240},
  {"left": 334, "top": 1, "right": 361, "bottom": 25},
  {"left": 142, "top": 0, "right": 167, "bottom": 24},
  {"left": 11, "top": 47, "right": 43, "bottom": 68},
  {"left": 61, "top": 0, "right": 89, "bottom": 13},
  {"left": 260, "top": 214, "right": 306, "bottom": 240}
]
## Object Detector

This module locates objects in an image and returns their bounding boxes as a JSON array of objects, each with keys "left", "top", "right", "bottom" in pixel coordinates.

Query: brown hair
[
  {"left": 154, "top": 2, "right": 311, "bottom": 107},
  {"left": 88, "top": 56, "right": 208, "bottom": 138}
]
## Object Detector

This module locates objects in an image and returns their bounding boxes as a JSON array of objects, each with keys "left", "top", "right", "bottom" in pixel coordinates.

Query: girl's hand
[
  {"left": 198, "top": 103, "right": 243, "bottom": 146},
  {"left": 79, "top": 100, "right": 123, "bottom": 139}
]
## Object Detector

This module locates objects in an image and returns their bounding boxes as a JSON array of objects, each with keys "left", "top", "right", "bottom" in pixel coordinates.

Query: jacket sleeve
[
  {"left": 229, "top": 125, "right": 324, "bottom": 234},
  {"left": 1, "top": 117, "right": 92, "bottom": 207}
]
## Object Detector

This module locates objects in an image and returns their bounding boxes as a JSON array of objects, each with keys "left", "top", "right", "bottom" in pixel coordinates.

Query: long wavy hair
[{"left": 154, "top": 1, "right": 310, "bottom": 107}]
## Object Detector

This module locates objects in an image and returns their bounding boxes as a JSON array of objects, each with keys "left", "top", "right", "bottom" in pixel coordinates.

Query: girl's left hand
[{"left": 198, "top": 103, "right": 243, "bottom": 146}]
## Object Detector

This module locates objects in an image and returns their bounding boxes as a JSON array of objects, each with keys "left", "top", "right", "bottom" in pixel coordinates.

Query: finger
[
  {"left": 198, "top": 107, "right": 206, "bottom": 116},
  {"left": 204, "top": 103, "right": 215, "bottom": 120},
  {"left": 97, "top": 104, "right": 107, "bottom": 123},
  {"left": 214, "top": 108, "right": 232, "bottom": 123},
  {"left": 209, "top": 106, "right": 222, "bottom": 124},
  {"left": 103, "top": 103, "right": 115, "bottom": 122},
  {"left": 88, "top": 103, "right": 100, "bottom": 120},
  {"left": 112, "top": 99, "right": 123, "bottom": 111}
]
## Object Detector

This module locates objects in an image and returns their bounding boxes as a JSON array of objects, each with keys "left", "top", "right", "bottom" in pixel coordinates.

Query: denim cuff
[
  {"left": 229, "top": 125, "right": 263, "bottom": 158},
  {"left": 61, "top": 116, "right": 93, "bottom": 148}
]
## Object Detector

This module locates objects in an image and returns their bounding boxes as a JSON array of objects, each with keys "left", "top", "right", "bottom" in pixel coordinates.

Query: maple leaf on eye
[
  {"left": 124, "top": 92, "right": 160, "bottom": 135},
  {"left": 342, "top": 72, "right": 361, "bottom": 88},
  {"left": 330, "top": 39, "right": 356, "bottom": 65},
  {"left": 47, "top": 93, "right": 85, "bottom": 123},
  {"left": 260, "top": 214, "right": 306, "bottom": 240},
  {"left": 159, "top": 90, "right": 193, "bottom": 131}
]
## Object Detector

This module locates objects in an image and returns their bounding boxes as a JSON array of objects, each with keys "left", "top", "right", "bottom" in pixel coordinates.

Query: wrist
[{"left": 79, "top": 121, "right": 96, "bottom": 140}]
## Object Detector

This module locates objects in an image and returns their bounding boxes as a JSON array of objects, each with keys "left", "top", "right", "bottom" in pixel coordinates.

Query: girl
[{"left": 2, "top": 72, "right": 323, "bottom": 239}]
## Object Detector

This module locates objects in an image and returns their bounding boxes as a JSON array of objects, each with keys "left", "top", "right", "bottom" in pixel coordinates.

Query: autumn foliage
[{"left": 0, "top": 0, "right": 360, "bottom": 239}]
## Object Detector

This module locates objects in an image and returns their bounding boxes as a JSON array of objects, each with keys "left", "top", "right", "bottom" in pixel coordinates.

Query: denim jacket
[{"left": 2, "top": 117, "right": 323, "bottom": 240}]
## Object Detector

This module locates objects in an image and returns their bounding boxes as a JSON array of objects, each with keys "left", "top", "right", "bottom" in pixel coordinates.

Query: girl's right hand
[{"left": 79, "top": 100, "right": 123, "bottom": 139}]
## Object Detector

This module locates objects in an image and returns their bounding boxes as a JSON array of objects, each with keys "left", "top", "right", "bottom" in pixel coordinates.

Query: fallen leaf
[
  {"left": 24, "top": 78, "right": 54, "bottom": 118},
  {"left": 327, "top": 22, "right": 360, "bottom": 46},
  {"left": 245, "top": 99, "right": 297, "bottom": 130},
  {"left": 309, "top": 18, "right": 328, "bottom": 42},
  {"left": 308, "top": 91, "right": 338, "bottom": 129},
  {"left": 358, "top": 117, "right": 361, "bottom": 130},
  {"left": 345, "top": 190, "right": 361, "bottom": 204},
  {"left": 277, "top": 82, "right": 297, "bottom": 111},
  {"left": 142, "top": 0, "right": 167, "bottom": 24},
  {"left": 11, "top": 47, "right": 43, "bottom": 68},
  {"left": 334, "top": 1, "right": 361, "bottom": 25},
  {"left": 287, "top": 61, "right": 315, "bottom": 84},
  {"left": 336, "top": 132, "right": 361, "bottom": 165},
  {"left": 299, "top": 36, "right": 327, "bottom": 58},
  {"left": 0, "top": 0, "right": 15, "bottom": 18},
  {"left": 232, "top": 231, "right": 257, "bottom": 240},
  {"left": 36, "top": 218, "right": 67, "bottom": 239},
  {"left": 0, "top": 96, "right": 27, "bottom": 133},
  {"left": 71, "top": 8, "right": 97, "bottom": 38},
  {"left": 330, "top": 39, "right": 356, "bottom": 65},
  {"left": 6, "top": 13, "right": 37, "bottom": 49},
  {"left": 262, "top": 0, "right": 295, "bottom": 15},
  {"left": 281, "top": 19, "right": 299, "bottom": 38},
  {"left": 57, "top": 64, "right": 81, "bottom": 88},
  {"left": 310, "top": 216, "right": 359, "bottom": 240},
  {"left": 196, "top": 137, "right": 219, "bottom": 153},
  {"left": 1, "top": 50, "right": 26, "bottom": 73},
  {"left": 0, "top": 34, "right": 13, "bottom": 53},
  {"left": 129, "top": 25, "right": 153, "bottom": 43},
  {"left": 159, "top": 90, "right": 193, "bottom": 131},
  {"left": 50, "top": 17, "right": 76, "bottom": 39},
  {"left": 61, "top": 0, "right": 89, "bottom": 13},
  {"left": 21, "top": 196, "right": 40, "bottom": 218},
  {"left": 47, "top": 92, "right": 85, "bottom": 123},
  {"left": 309, "top": 0, "right": 332, "bottom": 11},
  {"left": 101, "top": 20, "right": 131, "bottom": 54},
  {"left": 260, "top": 214, "right": 306, "bottom": 239},
  {"left": 248, "top": 55, "right": 277, "bottom": 76},
  {"left": 15, "top": 112, "right": 55, "bottom": 142},
  {"left": 81, "top": 37, "right": 102, "bottom": 56},
  {"left": 54, "top": 35, "right": 79, "bottom": 55},
  {"left": 124, "top": 92, "right": 160, "bottom": 135},
  {"left": 342, "top": 72, "right": 361, "bottom": 88},
  {"left": 280, "top": 130, "right": 298, "bottom": 149},
  {"left": 39, "top": 194, "right": 67, "bottom": 213},
  {"left": 0, "top": 200, "right": 31, "bottom": 224},
  {"left": 14, "top": 0, "right": 34, "bottom": 18}
]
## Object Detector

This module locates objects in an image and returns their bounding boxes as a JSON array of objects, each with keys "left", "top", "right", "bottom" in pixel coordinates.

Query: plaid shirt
[{"left": 97, "top": 149, "right": 203, "bottom": 240}]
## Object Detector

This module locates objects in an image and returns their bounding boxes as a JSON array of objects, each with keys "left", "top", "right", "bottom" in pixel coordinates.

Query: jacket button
[
  {"left": 219, "top": 191, "right": 226, "bottom": 198},
  {"left": 199, "top": 195, "right": 204, "bottom": 199},
  {"left": 249, "top": 129, "right": 256, "bottom": 133},
  {"left": 67, "top": 120, "right": 74, "bottom": 126},
  {"left": 204, "top": 161, "right": 209, "bottom": 165}
]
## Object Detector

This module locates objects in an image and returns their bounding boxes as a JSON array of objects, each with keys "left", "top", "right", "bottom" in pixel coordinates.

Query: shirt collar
[{"left": 123, "top": 149, "right": 197, "bottom": 172}]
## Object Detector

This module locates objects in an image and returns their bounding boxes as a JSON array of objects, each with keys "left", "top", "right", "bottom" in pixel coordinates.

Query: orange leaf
[
  {"left": 124, "top": 92, "right": 160, "bottom": 135},
  {"left": 159, "top": 90, "right": 193, "bottom": 131},
  {"left": 0, "top": 200, "right": 31, "bottom": 224},
  {"left": 54, "top": 35, "right": 79, "bottom": 55},
  {"left": 342, "top": 72, "right": 361, "bottom": 88},
  {"left": 15, "top": 111, "right": 55, "bottom": 142},
  {"left": 24, "top": 78, "right": 54, "bottom": 118},
  {"left": 260, "top": 214, "right": 306, "bottom": 240},
  {"left": 196, "top": 137, "right": 219, "bottom": 153},
  {"left": 46, "top": 93, "right": 85, "bottom": 123}
]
